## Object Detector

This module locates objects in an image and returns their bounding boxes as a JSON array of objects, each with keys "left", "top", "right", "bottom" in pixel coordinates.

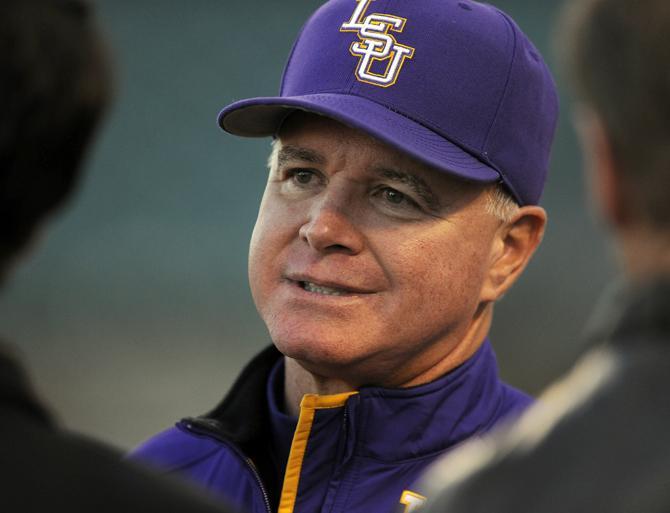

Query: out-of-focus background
[{"left": 0, "top": 0, "right": 616, "bottom": 450}]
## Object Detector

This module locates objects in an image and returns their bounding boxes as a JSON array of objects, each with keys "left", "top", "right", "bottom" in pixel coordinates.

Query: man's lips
[{"left": 285, "top": 273, "right": 376, "bottom": 296}]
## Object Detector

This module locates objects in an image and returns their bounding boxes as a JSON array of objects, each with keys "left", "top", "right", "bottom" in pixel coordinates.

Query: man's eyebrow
[
  {"left": 277, "top": 145, "right": 325, "bottom": 167},
  {"left": 376, "top": 167, "right": 441, "bottom": 211}
]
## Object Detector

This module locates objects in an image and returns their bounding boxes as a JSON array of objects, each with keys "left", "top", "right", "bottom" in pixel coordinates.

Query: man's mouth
[{"left": 300, "top": 281, "right": 348, "bottom": 296}]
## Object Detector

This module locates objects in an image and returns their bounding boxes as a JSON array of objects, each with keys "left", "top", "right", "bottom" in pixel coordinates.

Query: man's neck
[{"left": 283, "top": 358, "right": 354, "bottom": 417}]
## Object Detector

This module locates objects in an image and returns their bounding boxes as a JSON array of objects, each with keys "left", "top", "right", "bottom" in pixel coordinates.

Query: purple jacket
[{"left": 131, "top": 341, "right": 531, "bottom": 513}]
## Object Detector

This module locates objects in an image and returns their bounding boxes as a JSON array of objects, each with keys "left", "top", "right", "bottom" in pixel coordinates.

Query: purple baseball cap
[{"left": 219, "top": 0, "right": 559, "bottom": 205}]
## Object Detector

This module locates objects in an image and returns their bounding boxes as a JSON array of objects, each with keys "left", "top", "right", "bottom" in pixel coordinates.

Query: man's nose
[{"left": 298, "top": 194, "right": 365, "bottom": 255}]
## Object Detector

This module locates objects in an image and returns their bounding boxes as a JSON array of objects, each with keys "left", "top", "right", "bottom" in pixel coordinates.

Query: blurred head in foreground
[
  {"left": 564, "top": 0, "right": 670, "bottom": 279},
  {"left": 0, "top": 0, "right": 112, "bottom": 285}
]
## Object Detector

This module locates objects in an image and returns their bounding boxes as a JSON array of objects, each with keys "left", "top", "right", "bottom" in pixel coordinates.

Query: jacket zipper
[
  {"left": 245, "top": 456, "right": 272, "bottom": 513},
  {"left": 182, "top": 420, "right": 272, "bottom": 513}
]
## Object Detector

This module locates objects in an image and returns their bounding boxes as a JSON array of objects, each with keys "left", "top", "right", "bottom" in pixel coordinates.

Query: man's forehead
[
  {"left": 274, "top": 114, "right": 488, "bottom": 215},
  {"left": 278, "top": 112, "right": 454, "bottom": 178},
  {"left": 276, "top": 112, "right": 486, "bottom": 195}
]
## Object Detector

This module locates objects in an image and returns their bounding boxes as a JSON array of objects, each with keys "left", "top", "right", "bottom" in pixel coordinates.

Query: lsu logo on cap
[{"left": 340, "top": 0, "right": 415, "bottom": 88}]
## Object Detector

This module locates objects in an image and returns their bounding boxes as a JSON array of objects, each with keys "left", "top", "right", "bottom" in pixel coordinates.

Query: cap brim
[{"left": 218, "top": 93, "right": 500, "bottom": 184}]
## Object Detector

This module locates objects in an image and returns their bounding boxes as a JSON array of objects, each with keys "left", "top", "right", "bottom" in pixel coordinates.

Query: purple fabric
[
  {"left": 218, "top": 0, "right": 559, "bottom": 205},
  {"left": 131, "top": 339, "right": 531, "bottom": 513},
  {"left": 131, "top": 425, "right": 269, "bottom": 513}
]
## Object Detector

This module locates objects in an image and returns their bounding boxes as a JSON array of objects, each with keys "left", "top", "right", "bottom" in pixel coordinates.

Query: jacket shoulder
[
  {"left": 130, "top": 424, "right": 231, "bottom": 472},
  {"left": 129, "top": 423, "right": 271, "bottom": 512},
  {"left": 499, "top": 382, "right": 534, "bottom": 415}
]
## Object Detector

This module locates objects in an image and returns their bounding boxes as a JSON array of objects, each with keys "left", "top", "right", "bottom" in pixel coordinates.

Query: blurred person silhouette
[
  {"left": 417, "top": 0, "right": 670, "bottom": 511},
  {"left": 0, "top": 1, "right": 235, "bottom": 511}
]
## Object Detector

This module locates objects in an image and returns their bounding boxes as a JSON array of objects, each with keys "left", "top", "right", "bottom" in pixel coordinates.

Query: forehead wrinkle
[{"left": 375, "top": 167, "right": 442, "bottom": 211}]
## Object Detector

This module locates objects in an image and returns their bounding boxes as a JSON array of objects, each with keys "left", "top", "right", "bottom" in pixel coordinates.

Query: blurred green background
[{"left": 0, "top": 0, "right": 615, "bottom": 449}]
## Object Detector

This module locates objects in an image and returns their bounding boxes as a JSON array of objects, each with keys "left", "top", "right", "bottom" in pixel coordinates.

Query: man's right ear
[{"left": 573, "top": 106, "right": 628, "bottom": 229}]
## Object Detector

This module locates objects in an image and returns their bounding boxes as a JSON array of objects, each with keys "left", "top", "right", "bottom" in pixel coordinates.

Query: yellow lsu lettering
[
  {"left": 340, "top": 0, "right": 415, "bottom": 88},
  {"left": 400, "top": 490, "right": 427, "bottom": 513}
]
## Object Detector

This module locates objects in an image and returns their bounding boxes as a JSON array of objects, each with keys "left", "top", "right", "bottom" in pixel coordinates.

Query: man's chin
[{"left": 273, "top": 338, "right": 366, "bottom": 380}]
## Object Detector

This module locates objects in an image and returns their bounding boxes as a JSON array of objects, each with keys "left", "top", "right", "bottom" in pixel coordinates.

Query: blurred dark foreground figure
[
  {"left": 418, "top": 0, "right": 670, "bottom": 511},
  {"left": 0, "top": 1, "right": 234, "bottom": 511}
]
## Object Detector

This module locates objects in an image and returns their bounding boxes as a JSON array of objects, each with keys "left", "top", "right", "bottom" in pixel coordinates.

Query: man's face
[{"left": 248, "top": 113, "right": 504, "bottom": 387}]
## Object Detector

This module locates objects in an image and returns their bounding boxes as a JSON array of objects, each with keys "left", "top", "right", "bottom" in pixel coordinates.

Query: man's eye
[
  {"left": 379, "top": 187, "right": 418, "bottom": 208},
  {"left": 290, "top": 169, "right": 315, "bottom": 185},
  {"left": 371, "top": 186, "right": 424, "bottom": 218},
  {"left": 277, "top": 167, "right": 323, "bottom": 196},
  {"left": 382, "top": 187, "right": 406, "bottom": 205}
]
